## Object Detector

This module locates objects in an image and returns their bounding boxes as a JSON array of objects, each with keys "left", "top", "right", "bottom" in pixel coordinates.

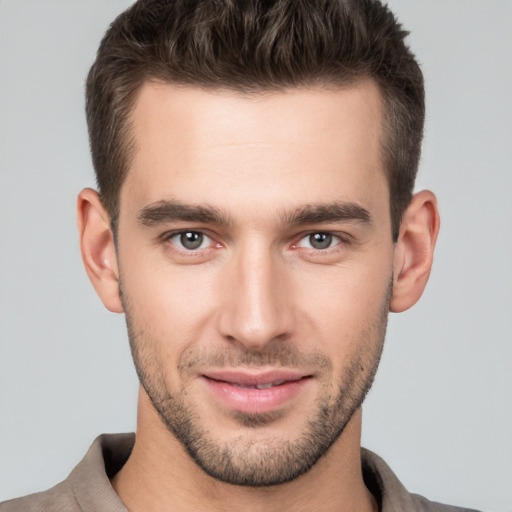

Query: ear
[
  {"left": 390, "top": 190, "right": 440, "bottom": 313},
  {"left": 77, "top": 188, "right": 124, "bottom": 313}
]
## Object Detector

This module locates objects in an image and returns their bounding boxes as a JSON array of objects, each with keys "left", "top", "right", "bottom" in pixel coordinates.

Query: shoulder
[
  {"left": 409, "top": 493, "right": 481, "bottom": 512},
  {"left": 0, "top": 434, "right": 133, "bottom": 512},
  {"left": 361, "top": 448, "right": 482, "bottom": 512},
  {"left": 0, "top": 481, "right": 80, "bottom": 512}
]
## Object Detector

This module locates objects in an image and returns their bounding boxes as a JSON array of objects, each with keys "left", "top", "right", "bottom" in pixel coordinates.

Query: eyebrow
[
  {"left": 138, "top": 200, "right": 231, "bottom": 227},
  {"left": 284, "top": 202, "right": 372, "bottom": 226},
  {"left": 138, "top": 199, "right": 372, "bottom": 228}
]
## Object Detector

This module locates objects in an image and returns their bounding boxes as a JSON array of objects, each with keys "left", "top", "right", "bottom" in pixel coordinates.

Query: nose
[{"left": 217, "top": 242, "right": 294, "bottom": 350}]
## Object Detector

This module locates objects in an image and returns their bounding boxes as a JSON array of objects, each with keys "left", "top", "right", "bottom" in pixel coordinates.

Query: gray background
[{"left": 1, "top": 1, "right": 510, "bottom": 510}]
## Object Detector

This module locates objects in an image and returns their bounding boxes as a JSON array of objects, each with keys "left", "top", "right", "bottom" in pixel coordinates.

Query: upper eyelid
[
  {"left": 293, "top": 230, "right": 353, "bottom": 243},
  {"left": 158, "top": 229, "right": 353, "bottom": 249},
  {"left": 160, "top": 228, "right": 212, "bottom": 241}
]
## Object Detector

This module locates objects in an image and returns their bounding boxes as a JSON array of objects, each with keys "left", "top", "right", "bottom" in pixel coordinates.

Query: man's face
[{"left": 116, "top": 81, "right": 395, "bottom": 485}]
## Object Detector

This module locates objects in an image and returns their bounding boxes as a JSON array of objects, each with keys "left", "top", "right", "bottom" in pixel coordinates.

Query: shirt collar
[{"left": 69, "top": 434, "right": 418, "bottom": 511}]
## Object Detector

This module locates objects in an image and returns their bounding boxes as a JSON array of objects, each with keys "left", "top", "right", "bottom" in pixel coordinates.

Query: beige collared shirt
[{"left": 0, "top": 434, "right": 479, "bottom": 511}]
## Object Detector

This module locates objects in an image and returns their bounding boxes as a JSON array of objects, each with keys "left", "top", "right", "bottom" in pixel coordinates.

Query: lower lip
[{"left": 203, "top": 377, "right": 310, "bottom": 414}]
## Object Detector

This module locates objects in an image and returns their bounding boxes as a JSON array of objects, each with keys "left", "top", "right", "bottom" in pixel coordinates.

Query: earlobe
[
  {"left": 390, "top": 190, "right": 440, "bottom": 313},
  {"left": 77, "top": 188, "right": 124, "bottom": 313}
]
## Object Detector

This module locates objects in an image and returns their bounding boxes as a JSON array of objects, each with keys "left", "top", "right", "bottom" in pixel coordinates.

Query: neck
[{"left": 112, "top": 387, "right": 377, "bottom": 512}]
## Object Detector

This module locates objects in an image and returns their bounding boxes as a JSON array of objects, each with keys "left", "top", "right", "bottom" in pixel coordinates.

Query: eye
[
  {"left": 296, "top": 232, "right": 340, "bottom": 250},
  {"left": 168, "top": 231, "right": 212, "bottom": 251}
]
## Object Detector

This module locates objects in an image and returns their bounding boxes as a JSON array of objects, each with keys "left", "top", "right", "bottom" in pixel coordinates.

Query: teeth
[
  {"left": 257, "top": 380, "right": 285, "bottom": 389},
  {"left": 231, "top": 380, "right": 286, "bottom": 389}
]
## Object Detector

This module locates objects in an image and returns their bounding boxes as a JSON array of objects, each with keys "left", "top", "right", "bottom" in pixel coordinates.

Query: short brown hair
[{"left": 86, "top": 0, "right": 424, "bottom": 240}]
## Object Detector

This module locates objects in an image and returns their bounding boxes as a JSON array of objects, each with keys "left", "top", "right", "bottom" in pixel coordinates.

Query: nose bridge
[{"left": 219, "top": 238, "right": 292, "bottom": 349}]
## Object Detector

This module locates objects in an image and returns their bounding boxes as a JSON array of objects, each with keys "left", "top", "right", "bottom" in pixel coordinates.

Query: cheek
[
  {"left": 292, "top": 257, "right": 392, "bottom": 360},
  {"left": 120, "top": 257, "right": 220, "bottom": 378}
]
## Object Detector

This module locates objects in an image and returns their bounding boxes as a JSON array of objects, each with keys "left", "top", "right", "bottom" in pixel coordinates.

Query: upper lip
[{"left": 202, "top": 369, "right": 310, "bottom": 387}]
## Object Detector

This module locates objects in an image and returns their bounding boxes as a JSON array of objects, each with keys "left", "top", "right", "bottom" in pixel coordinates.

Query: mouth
[{"left": 201, "top": 370, "right": 312, "bottom": 414}]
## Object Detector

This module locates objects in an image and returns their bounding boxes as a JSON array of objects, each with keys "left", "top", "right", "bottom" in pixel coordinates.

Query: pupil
[
  {"left": 181, "top": 232, "right": 203, "bottom": 250},
  {"left": 310, "top": 233, "right": 332, "bottom": 249}
]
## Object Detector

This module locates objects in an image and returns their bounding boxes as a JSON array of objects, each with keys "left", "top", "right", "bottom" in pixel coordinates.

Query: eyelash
[{"left": 160, "top": 229, "right": 351, "bottom": 255}]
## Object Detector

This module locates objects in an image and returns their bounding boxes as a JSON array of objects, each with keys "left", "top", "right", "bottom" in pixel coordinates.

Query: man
[{"left": 0, "top": 0, "right": 481, "bottom": 510}]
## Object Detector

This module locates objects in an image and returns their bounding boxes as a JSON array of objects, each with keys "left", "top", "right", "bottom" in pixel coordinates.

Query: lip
[{"left": 202, "top": 369, "right": 312, "bottom": 414}]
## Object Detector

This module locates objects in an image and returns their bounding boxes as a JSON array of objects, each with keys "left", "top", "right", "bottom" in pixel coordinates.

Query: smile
[{"left": 201, "top": 370, "right": 312, "bottom": 414}]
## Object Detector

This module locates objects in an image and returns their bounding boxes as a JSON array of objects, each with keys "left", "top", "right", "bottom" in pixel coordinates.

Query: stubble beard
[{"left": 121, "top": 280, "right": 391, "bottom": 487}]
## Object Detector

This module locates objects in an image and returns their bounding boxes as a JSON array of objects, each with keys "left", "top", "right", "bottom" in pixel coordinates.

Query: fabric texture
[{"left": 0, "top": 433, "right": 480, "bottom": 512}]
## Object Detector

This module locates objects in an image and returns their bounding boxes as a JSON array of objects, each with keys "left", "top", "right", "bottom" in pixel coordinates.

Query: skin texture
[{"left": 77, "top": 80, "right": 439, "bottom": 512}]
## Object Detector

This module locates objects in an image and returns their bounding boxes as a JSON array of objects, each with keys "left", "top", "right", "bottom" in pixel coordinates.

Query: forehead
[{"left": 122, "top": 80, "right": 387, "bottom": 219}]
